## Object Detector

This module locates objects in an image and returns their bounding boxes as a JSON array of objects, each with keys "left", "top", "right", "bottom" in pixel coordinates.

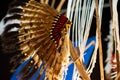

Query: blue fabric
[
  {"left": 30, "top": 62, "right": 44, "bottom": 80},
  {"left": 66, "top": 63, "right": 74, "bottom": 80},
  {"left": 11, "top": 58, "right": 31, "bottom": 80},
  {"left": 66, "top": 36, "right": 96, "bottom": 80},
  {"left": 11, "top": 36, "right": 95, "bottom": 80},
  {"left": 84, "top": 36, "right": 96, "bottom": 67},
  {"left": 73, "top": 36, "right": 96, "bottom": 67}
]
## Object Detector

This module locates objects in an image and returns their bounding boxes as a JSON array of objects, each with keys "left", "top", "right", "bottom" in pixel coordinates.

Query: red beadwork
[{"left": 52, "top": 15, "right": 68, "bottom": 47}]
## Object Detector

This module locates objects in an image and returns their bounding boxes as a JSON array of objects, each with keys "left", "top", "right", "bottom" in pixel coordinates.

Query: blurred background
[{"left": 0, "top": 0, "right": 119, "bottom": 80}]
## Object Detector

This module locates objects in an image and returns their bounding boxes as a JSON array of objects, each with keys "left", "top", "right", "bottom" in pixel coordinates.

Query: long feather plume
[{"left": 1, "top": 0, "right": 72, "bottom": 79}]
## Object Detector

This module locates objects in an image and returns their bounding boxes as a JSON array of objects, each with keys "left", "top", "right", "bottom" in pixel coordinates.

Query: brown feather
[{"left": 1, "top": 0, "right": 72, "bottom": 79}]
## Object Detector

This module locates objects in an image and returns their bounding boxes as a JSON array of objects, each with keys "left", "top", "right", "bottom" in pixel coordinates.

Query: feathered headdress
[{"left": 1, "top": 0, "right": 72, "bottom": 79}]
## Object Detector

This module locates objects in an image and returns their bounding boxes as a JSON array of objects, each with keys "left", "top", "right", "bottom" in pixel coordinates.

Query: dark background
[{"left": 0, "top": 0, "right": 119, "bottom": 80}]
